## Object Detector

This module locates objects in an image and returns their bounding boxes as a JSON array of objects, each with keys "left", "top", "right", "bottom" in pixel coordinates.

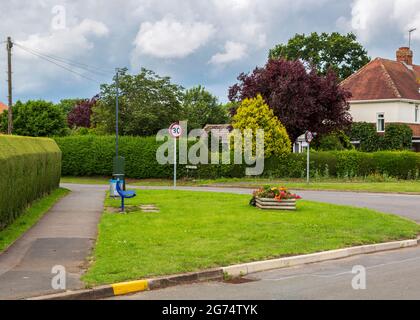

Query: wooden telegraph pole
[{"left": 6, "top": 37, "right": 13, "bottom": 134}]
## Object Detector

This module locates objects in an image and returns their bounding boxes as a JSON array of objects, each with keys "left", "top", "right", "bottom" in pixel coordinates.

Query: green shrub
[
  {"left": 314, "top": 131, "right": 353, "bottom": 151},
  {"left": 55, "top": 135, "right": 420, "bottom": 180},
  {"left": 383, "top": 124, "right": 412, "bottom": 150},
  {"left": 350, "top": 122, "right": 381, "bottom": 152},
  {"left": 0, "top": 135, "right": 61, "bottom": 230}
]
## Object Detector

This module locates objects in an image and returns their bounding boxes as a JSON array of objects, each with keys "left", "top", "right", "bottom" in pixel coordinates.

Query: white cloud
[
  {"left": 342, "top": 0, "right": 420, "bottom": 42},
  {"left": 17, "top": 19, "right": 109, "bottom": 58},
  {"left": 210, "top": 41, "right": 247, "bottom": 65},
  {"left": 132, "top": 17, "right": 215, "bottom": 59},
  {"left": 12, "top": 18, "right": 109, "bottom": 94}
]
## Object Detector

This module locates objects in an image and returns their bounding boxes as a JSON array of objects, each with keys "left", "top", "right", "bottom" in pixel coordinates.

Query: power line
[
  {"left": 14, "top": 44, "right": 101, "bottom": 84},
  {"left": 14, "top": 42, "right": 114, "bottom": 76}
]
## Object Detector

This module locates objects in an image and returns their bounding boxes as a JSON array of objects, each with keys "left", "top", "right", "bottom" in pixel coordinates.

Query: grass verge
[
  {"left": 82, "top": 190, "right": 419, "bottom": 286},
  {"left": 61, "top": 176, "right": 420, "bottom": 194},
  {"left": 0, "top": 188, "right": 70, "bottom": 252}
]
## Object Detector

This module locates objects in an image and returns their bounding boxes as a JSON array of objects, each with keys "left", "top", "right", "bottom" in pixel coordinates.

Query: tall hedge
[
  {"left": 55, "top": 135, "right": 420, "bottom": 180},
  {"left": 0, "top": 135, "right": 61, "bottom": 230}
]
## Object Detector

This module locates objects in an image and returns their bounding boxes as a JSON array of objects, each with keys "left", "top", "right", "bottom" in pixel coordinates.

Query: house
[
  {"left": 0, "top": 102, "right": 8, "bottom": 114},
  {"left": 341, "top": 47, "right": 420, "bottom": 151}
]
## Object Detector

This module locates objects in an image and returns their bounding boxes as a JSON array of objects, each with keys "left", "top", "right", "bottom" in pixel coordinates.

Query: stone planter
[{"left": 255, "top": 197, "right": 296, "bottom": 210}]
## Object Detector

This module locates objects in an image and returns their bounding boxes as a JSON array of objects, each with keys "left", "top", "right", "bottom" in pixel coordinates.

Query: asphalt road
[{"left": 110, "top": 245, "right": 420, "bottom": 300}]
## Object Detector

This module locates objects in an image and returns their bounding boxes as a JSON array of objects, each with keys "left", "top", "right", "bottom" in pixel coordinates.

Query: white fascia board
[{"left": 350, "top": 99, "right": 420, "bottom": 105}]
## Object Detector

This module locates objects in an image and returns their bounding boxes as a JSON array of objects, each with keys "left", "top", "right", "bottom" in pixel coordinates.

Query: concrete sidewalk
[{"left": 0, "top": 184, "right": 106, "bottom": 299}]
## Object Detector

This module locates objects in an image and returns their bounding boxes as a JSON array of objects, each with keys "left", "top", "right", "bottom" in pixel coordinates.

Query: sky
[{"left": 0, "top": 0, "right": 420, "bottom": 104}]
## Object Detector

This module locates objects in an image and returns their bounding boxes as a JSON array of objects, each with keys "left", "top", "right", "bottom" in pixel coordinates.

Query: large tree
[
  {"left": 92, "top": 68, "right": 184, "bottom": 136},
  {"left": 228, "top": 59, "right": 352, "bottom": 142},
  {"left": 269, "top": 32, "right": 370, "bottom": 80},
  {"left": 0, "top": 100, "right": 67, "bottom": 136},
  {"left": 182, "top": 85, "right": 228, "bottom": 130}
]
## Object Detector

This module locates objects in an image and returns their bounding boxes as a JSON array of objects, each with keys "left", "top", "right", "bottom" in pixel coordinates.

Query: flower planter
[{"left": 255, "top": 197, "right": 296, "bottom": 210}]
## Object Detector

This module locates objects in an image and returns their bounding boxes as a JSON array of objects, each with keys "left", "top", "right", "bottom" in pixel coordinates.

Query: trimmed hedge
[
  {"left": 55, "top": 135, "right": 420, "bottom": 180},
  {"left": 0, "top": 135, "right": 61, "bottom": 230}
]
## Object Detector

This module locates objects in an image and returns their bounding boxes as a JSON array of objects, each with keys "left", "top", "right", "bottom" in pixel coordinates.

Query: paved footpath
[{"left": 0, "top": 184, "right": 106, "bottom": 299}]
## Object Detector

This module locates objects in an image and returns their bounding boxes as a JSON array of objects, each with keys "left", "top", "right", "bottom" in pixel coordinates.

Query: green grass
[
  {"left": 0, "top": 188, "right": 70, "bottom": 252},
  {"left": 82, "top": 190, "right": 419, "bottom": 286},
  {"left": 61, "top": 176, "right": 420, "bottom": 194}
]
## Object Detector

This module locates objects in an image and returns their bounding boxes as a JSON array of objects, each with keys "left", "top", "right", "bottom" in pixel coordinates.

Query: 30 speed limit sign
[{"left": 169, "top": 123, "right": 183, "bottom": 138}]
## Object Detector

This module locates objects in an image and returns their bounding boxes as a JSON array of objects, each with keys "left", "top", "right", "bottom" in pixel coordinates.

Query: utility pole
[{"left": 7, "top": 37, "right": 13, "bottom": 134}]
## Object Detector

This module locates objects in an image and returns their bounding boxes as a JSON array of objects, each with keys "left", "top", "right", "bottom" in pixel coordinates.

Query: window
[
  {"left": 377, "top": 113, "right": 385, "bottom": 132},
  {"left": 416, "top": 105, "right": 419, "bottom": 123}
]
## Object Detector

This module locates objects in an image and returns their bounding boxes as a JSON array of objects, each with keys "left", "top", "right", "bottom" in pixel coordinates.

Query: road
[{"left": 110, "top": 245, "right": 420, "bottom": 300}]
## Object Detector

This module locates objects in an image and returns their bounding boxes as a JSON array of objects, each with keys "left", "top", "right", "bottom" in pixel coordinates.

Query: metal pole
[
  {"left": 7, "top": 37, "right": 13, "bottom": 135},
  {"left": 115, "top": 69, "right": 119, "bottom": 158},
  {"left": 307, "top": 143, "right": 310, "bottom": 184},
  {"left": 174, "top": 137, "right": 177, "bottom": 188}
]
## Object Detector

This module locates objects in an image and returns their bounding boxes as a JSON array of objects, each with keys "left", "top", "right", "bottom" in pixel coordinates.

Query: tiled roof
[
  {"left": 341, "top": 58, "right": 420, "bottom": 101},
  {"left": 0, "top": 102, "right": 8, "bottom": 113}
]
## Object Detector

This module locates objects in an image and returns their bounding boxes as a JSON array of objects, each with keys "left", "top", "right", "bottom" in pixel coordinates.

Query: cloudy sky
[{"left": 1, "top": 0, "right": 420, "bottom": 104}]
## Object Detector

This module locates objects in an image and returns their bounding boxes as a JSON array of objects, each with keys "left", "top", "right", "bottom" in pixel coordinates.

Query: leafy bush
[
  {"left": 314, "top": 131, "right": 353, "bottom": 151},
  {"left": 0, "top": 100, "right": 67, "bottom": 137},
  {"left": 383, "top": 124, "right": 412, "bottom": 150},
  {"left": 232, "top": 95, "right": 291, "bottom": 158},
  {"left": 0, "top": 136, "right": 61, "bottom": 230},
  {"left": 55, "top": 135, "right": 420, "bottom": 180},
  {"left": 349, "top": 122, "right": 381, "bottom": 152}
]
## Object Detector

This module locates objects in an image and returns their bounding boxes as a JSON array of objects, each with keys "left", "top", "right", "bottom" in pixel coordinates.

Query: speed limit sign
[
  {"left": 305, "top": 131, "right": 314, "bottom": 144},
  {"left": 169, "top": 123, "right": 183, "bottom": 138}
]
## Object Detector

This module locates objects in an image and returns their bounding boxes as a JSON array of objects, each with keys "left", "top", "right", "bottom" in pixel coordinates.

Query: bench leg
[{"left": 121, "top": 197, "right": 125, "bottom": 212}]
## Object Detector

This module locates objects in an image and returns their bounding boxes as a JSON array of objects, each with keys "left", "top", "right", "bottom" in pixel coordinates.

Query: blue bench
[{"left": 116, "top": 180, "right": 137, "bottom": 211}]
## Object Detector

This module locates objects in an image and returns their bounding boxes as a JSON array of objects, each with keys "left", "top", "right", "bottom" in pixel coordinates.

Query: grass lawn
[
  {"left": 82, "top": 190, "right": 419, "bottom": 286},
  {"left": 0, "top": 188, "right": 69, "bottom": 252},
  {"left": 61, "top": 176, "right": 420, "bottom": 194}
]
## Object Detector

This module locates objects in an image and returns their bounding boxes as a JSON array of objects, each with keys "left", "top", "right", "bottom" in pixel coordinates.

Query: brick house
[{"left": 341, "top": 47, "right": 420, "bottom": 151}]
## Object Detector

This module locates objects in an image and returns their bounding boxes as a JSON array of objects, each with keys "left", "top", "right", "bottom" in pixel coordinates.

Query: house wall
[{"left": 349, "top": 100, "right": 420, "bottom": 135}]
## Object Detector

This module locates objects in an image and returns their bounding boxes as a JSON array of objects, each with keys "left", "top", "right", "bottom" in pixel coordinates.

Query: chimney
[{"left": 396, "top": 47, "right": 413, "bottom": 65}]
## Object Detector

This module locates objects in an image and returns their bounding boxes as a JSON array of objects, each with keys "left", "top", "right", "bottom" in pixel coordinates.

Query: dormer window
[{"left": 377, "top": 113, "right": 385, "bottom": 132}]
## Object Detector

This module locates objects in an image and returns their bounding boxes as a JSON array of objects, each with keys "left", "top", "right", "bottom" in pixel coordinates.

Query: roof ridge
[{"left": 379, "top": 59, "right": 402, "bottom": 98}]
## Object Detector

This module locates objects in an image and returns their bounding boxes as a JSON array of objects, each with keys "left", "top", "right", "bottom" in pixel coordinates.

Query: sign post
[
  {"left": 305, "top": 131, "right": 314, "bottom": 184},
  {"left": 169, "top": 123, "right": 182, "bottom": 188}
]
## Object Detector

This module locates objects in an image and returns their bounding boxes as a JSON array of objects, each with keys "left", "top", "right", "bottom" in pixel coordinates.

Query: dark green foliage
[
  {"left": 56, "top": 136, "right": 420, "bottom": 180},
  {"left": 350, "top": 122, "right": 381, "bottom": 152},
  {"left": 269, "top": 32, "right": 370, "bottom": 80},
  {"left": 0, "top": 136, "right": 61, "bottom": 230},
  {"left": 383, "top": 124, "right": 413, "bottom": 150},
  {"left": 182, "top": 85, "right": 228, "bottom": 130},
  {"left": 92, "top": 68, "right": 184, "bottom": 136},
  {"left": 0, "top": 100, "right": 67, "bottom": 137},
  {"left": 350, "top": 122, "right": 413, "bottom": 152},
  {"left": 314, "top": 131, "right": 353, "bottom": 151}
]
